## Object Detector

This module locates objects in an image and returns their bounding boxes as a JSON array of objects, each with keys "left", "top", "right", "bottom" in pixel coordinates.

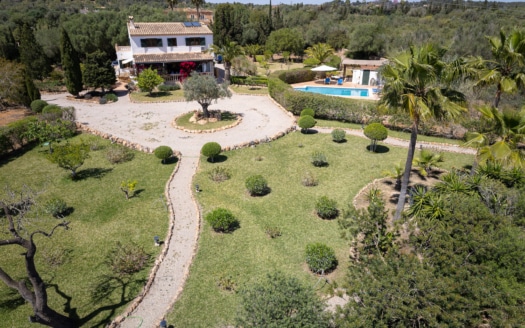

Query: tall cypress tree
[
  {"left": 18, "top": 23, "right": 51, "bottom": 80},
  {"left": 0, "top": 28, "right": 20, "bottom": 60},
  {"left": 60, "top": 28, "right": 83, "bottom": 96},
  {"left": 22, "top": 66, "right": 41, "bottom": 107},
  {"left": 83, "top": 50, "right": 116, "bottom": 93}
]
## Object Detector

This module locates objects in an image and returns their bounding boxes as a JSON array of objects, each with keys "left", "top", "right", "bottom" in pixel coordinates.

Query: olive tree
[
  {"left": 183, "top": 72, "right": 231, "bottom": 118},
  {"left": 364, "top": 122, "right": 388, "bottom": 152},
  {"left": 0, "top": 187, "right": 75, "bottom": 327}
]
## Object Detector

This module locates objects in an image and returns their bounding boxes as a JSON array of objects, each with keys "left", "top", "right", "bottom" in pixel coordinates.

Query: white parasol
[{"left": 311, "top": 65, "right": 337, "bottom": 72}]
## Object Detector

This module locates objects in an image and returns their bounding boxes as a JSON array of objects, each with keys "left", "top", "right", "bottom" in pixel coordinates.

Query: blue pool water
[{"left": 294, "top": 86, "right": 369, "bottom": 97}]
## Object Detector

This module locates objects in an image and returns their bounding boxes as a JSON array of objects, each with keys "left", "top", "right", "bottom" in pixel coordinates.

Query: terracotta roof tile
[
  {"left": 128, "top": 22, "right": 212, "bottom": 36},
  {"left": 133, "top": 52, "right": 213, "bottom": 64}
]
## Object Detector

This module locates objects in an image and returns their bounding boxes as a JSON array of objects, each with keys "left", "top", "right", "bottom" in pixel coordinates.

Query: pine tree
[
  {"left": 23, "top": 66, "right": 41, "bottom": 107},
  {"left": 60, "top": 28, "right": 83, "bottom": 96},
  {"left": 18, "top": 24, "right": 51, "bottom": 80}
]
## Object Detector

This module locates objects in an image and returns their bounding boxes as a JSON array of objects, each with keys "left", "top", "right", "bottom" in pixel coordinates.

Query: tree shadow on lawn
[
  {"left": 0, "top": 289, "right": 25, "bottom": 311},
  {"left": 301, "top": 129, "right": 319, "bottom": 134},
  {"left": 74, "top": 168, "right": 113, "bottom": 180},
  {"left": 163, "top": 156, "right": 179, "bottom": 165},
  {"left": 148, "top": 91, "right": 172, "bottom": 98},
  {"left": 208, "top": 154, "right": 228, "bottom": 163},
  {"left": 48, "top": 274, "right": 146, "bottom": 327},
  {"left": 366, "top": 145, "right": 390, "bottom": 153}
]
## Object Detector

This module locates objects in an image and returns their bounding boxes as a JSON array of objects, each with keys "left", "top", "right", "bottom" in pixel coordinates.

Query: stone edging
[
  {"left": 76, "top": 123, "right": 155, "bottom": 153},
  {"left": 109, "top": 157, "right": 181, "bottom": 328},
  {"left": 171, "top": 111, "right": 243, "bottom": 133}
]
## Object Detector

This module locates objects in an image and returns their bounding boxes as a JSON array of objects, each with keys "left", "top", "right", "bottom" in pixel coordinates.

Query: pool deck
[{"left": 290, "top": 80, "right": 380, "bottom": 100}]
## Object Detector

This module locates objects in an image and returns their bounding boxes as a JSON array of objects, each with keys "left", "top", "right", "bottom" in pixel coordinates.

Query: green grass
[
  {"left": 129, "top": 89, "right": 185, "bottom": 102},
  {"left": 229, "top": 85, "right": 268, "bottom": 95},
  {"left": 315, "top": 119, "right": 467, "bottom": 146},
  {"left": 167, "top": 131, "right": 474, "bottom": 327},
  {"left": 175, "top": 111, "right": 240, "bottom": 131},
  {"left": 0, "top": 134, "right": 175, "bottom": 327}
]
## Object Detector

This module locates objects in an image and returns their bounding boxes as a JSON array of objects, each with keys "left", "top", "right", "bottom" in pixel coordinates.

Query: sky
[{"left": 205, "top": 0, "right": 525, "bottom": 5}]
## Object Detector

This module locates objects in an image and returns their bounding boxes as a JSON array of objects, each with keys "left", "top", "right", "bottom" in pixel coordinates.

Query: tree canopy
[{"left": 183, "top": 71, "right": 231, "bottom": 118}]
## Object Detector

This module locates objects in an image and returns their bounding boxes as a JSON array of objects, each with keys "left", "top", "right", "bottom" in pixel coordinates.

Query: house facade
[
  {"left": 341, "top": 58, "right": 388, "bottom": 86},
  {"left": 116, "top": 16, "right": 214, "bottom": 82}
]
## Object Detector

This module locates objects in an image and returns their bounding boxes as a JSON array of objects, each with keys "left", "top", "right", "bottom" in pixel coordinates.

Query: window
[
  {"left": 140, "top": 38, "right": 162, "bottom": 48},
  {"left": 185, "top": 37, "right": 205, "bottom": 46},
  {"left": 167, "top": 38, "right": 177, "bottom": 47}
]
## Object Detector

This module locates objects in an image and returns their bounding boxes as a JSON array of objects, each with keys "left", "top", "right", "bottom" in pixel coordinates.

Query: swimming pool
[{"left": 294, "top": 86, "right": 369, "bottom": 97}]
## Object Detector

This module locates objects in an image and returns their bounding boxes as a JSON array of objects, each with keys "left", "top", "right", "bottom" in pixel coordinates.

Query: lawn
[
  {"left": 167, "top": 131, "right": 474, "bottom": 327},
  {"left": 315, "top": 119, "right": 467, "bottom": 146},
  {"left": 129, "top": 89, "right": 185, "bottom": 102},
  {"left": 229, "top": 85, "right": 268, "bottom": 95},
  {"left": 0, "top": 134, "right": 175, "bottom": 327}
]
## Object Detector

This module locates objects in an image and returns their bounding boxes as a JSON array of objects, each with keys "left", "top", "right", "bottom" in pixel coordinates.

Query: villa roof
[
  {"left": 133, "top": 52, "right": 213, "bottom": 64},
  {"left": 128, "top": 22, "right": 212, "bottom": 36}
]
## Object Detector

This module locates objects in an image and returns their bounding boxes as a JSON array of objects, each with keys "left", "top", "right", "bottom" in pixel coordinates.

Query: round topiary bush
[
  {"left": 42, "top": 105, "right": 62, "bottom": 114},
  {"left": 300, "top": 108, "right": 315, "bottom": 117},
  {"left": 305, "top": 243, "right": 337, "bottom": 274},
  {"left": 201, "top": 142, "right": 222, "bottom": 162},
  {"left": 84, "top": 93, "right": 92, "bottom": 100},
  {"left": 44, "top": 197, "right": 68, "bottom": 218},
  {"left": 298, "top": 115, "right": 316, "bottom": 133},
  {"left": 245, "top": 174, "right": 269, "bottom": 196},
  {"left": 331, "top": 129, "right": 346, "bottom": 143},
  {"left": 99, "top": 97, "right": 108, "bottom": 105},
  {"left": 315, "top": 196, "right": 338, "bottom": 219},
  {"left": 30, "top": 100, "right": 48, "bottom": 113},
  {"left": 205, "top": 208, "right": 239, "bottom": 233},
  {"left": 154, "top": 145, "right": 173, "bottom": 164},
  {"left": 105, "top": 93, "right": 118, "bottom": 102},
  {"left": 364, "top": 123, "right": 388, "bottom": 152}
]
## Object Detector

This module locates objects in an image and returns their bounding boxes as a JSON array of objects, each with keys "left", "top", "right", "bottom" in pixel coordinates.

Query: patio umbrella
[{"left": 311, "top": 65, "right": 337, "bottom": 72}]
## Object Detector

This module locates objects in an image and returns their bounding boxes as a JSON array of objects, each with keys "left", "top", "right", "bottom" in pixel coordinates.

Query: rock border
[{"left": 171, "top": 111, "right": 243, "bottom": 134}]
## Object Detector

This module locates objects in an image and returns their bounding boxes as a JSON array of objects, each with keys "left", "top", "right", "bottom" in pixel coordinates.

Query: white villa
[
  {"left": 341, "top": 58, "right": 388, "bottom": 86},
  {"left": 116, "top": 16, "right": 215, "bottom": 82}
]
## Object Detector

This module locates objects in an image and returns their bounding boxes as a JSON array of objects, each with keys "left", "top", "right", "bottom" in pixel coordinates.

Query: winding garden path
[{"left": 42, "top": 91, "right": 475, "bottom": 327}]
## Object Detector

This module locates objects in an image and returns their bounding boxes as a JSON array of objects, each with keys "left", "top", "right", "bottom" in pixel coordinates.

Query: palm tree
[
  {"left": 474, "top": 29, "right": 525, "bottom": 109},
  {"left": 244, "top": 44, "right": 263, "bottom": 62},
  {"left": 412, "top": 150, "right": 444, "bottom": 177},
  {"left": 380, "top": 44, "right": 467, "bottom": 221},
  {"left": 464, "top": 105, "right": 525, "bottom": 168},
  {"left": 209, "top": 41, "right": 244, "bottom": 83},
  {"left": 191, "top": 0, "right": 205, "bottom": 22},
  {"left": 304, "top": 43, "right": 334, "bottom": 65}
]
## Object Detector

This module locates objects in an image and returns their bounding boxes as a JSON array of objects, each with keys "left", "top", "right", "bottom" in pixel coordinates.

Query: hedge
[
  {"left": 268, "top": 76, "right": 376, "bottom": 124},
  {"left": 277, "top": 69, "right": 316, "bottom": 84}
]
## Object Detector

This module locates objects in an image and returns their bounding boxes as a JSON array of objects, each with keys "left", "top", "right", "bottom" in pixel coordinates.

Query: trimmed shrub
[
  {"left": 311, "top": 151, "right": 328, "bottom": 167},
  {"left": 106, "top": 145, "right": 134, "bottom": 164},
  {"left": 298, "top": 115, "right": 316, "bottom": 133},
  {"left": 302, "top": 171, "right": 318, "bottom": 187},
  {"left": 305, "top": 243, "right": 337, "bottom": 274},
  {"left": 105, "top": 93, "right": 118, "bottom": 102},
  {"left": 205, "top": 208, "right": 239, "bottom": 233},
  {"left": 245, "top": 174, "right": 269, "bottom": 196},
  {"left": 106, "top": 241, "right": 150, "bottom": 276},
  {"left": 31, "top": 100, "right": 48, "bottom": 113},
  {"left": 99, "top": 97, "right": 108, "bottom": 105},
  {"left": 84, "top": 93, "right": 92, "bottom": 100},
  {"left": 43, "top": 197, "right": 68, "bottom": 218},
  {"left": 300, "top": 108, "right": 315, "bottom": 117},
  {"left": 201, "top": 142, "right": 222, "bottom": 162},
  {"left": 364, "top": 123, "right": 388, "bottom": 152},
  {"left": 331, "top": 129, "right": 346, "bottom": 142},
  {"left": 158, "top": 84, "right": 180, "bottom": 92},
  {"left": 315, "top": 196, "right": 338, "bottom": 219},
  {"left": 154, "top": 145, "right": 173, "bottom": 164},
  {"left": 278, "top": 69, "right": 316, "bottom": 84},
  {"left": 42, "top": 105, "right": 62, "bottom": 114},
  {"left": 208, "top": 166, "right": 231, "bottom": 182},
  {"left": 6, "top": 116, "right": 38, "bottom": 148},
  {"left": 0, "top": 127, "right": 13, "bottom": 155}
]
